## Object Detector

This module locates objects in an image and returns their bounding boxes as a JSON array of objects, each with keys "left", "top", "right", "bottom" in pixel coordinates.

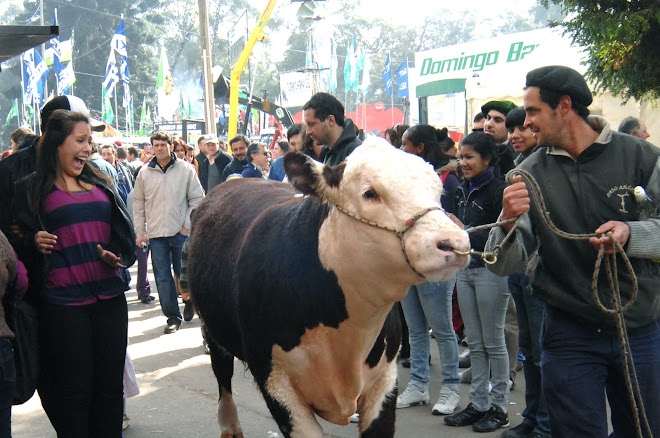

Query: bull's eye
[{"left": 363, "top": 189, "right": 379, "bottom": 200}]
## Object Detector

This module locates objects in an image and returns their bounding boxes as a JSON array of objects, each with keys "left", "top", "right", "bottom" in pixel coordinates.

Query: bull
[{"left": 188, "top": 139, "right": 470, "bottom": 437}]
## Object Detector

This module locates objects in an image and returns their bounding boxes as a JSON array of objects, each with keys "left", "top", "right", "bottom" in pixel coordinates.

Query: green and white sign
[{"left": 414, "top": 28, "right": 585, "bottom": 98}]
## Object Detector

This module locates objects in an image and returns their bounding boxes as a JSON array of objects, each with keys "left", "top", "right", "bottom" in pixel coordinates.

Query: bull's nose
[{"left": 436, "top": 237, "right": 469, "bottom": 253}]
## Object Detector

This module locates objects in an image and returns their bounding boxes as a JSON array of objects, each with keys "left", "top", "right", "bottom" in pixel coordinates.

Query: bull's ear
[{"left": 283, "top": 152, "right": 344, "bottom": 198}]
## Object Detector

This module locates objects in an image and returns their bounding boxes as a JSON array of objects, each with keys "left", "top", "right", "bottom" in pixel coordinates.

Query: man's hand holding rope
[
  {"left": 501, "top": 175, "right": 530, "bottom": 233},
  {"left": 591, "top": 221, "right": 630, "bottom": 255}
]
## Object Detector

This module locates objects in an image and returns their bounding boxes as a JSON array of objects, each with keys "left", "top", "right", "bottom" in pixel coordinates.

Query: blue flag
[
  {"left": 382, "top": 55, "right": 392, "bottom": 97},
  {"left": 112, "top": 20, "right": 131, "bottom": 109},
  {"left": 103, "top": 49, "right": 119, "bottom": 98},
  {"left": 22, "top": 49, "right": 49, "bottom": 106},
  {"left": 396, "top": 59, "right": 409, "bottom": 98}
]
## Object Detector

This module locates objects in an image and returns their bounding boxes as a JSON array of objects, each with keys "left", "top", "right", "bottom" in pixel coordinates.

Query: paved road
[{"left": 12, "top": 264, "right": 527, "bottom": 438}]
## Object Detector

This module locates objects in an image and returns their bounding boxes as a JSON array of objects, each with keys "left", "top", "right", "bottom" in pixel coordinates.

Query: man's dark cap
[
  {"left": 481, "top": 100, "right": 517, "bottom": 118},
  {"left": 526, "top": 65, "right": 593, "bottom": 106},
  {"left": 505, "top": 106, "right": 527, "bottom": 129}
]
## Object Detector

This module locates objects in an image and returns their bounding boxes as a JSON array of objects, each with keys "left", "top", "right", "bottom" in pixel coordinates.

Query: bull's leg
[
  {"left": 358, "top": 360, "right": 398, "bottom": 438},
  {"left": 208, "top": 334, "right": 243, "bottom": 438},
  {"left": 258, "top": 371, "right": 323, "bottom": 438}
]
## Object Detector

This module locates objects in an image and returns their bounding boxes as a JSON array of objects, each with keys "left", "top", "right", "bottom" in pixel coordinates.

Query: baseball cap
[
  {"left": 41, "top": 95, "right": 106, "bottom": 133},
  {"left": 205, "top": 135, "right": 219, "bottom": 144}
]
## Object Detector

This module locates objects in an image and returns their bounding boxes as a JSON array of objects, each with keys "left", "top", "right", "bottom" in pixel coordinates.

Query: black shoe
[
  {"left": 459, "top": 349, "right": 471, "bottom": 368},
  {"left": 473, "top": 405, "right": 509, "bottom": 433},
  {"left": 445, "top": 403, "right": 486, "bottom": 427},
  {"left": 401, "top": 358, "right": 411, "bottom": 368},
  {"left": 140, "top": 295, "right": 154, "bottom": 304},
  {"left": 203, "top": 340, "right": 210, "bottom": 354},
  {"left": 501, "top": 422, "right": 534, "bottom": 438},
  {"left": 183, "top": 300, "right": 194, "bottom": 321},
  {"left": 164, "top": 323, "right": 180, "bottom": 334}
]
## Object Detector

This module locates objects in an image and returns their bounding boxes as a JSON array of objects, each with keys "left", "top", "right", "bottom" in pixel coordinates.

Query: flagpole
[
  {"left": 389, "top": 52, "right": 394, "bottom": 127},
  {"left": 114, "top": 92, "right": 118, "bottom": 132},
  {"left": 20, "top": 60, "right": 25, "bottom": 126}
]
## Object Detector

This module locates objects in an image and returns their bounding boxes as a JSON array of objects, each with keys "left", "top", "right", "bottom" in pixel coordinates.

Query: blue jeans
[
  {"left": 509, "top": 270, "right": 550, "bottom": 435},
  {"left": 457, "top": 266, "right": 510, "bottom": 412},
  {"left": 0, "top": 339, "right": 15, "bottom": 438},
  {"left": 150, "top": 233, "right": 187, "bottom": 326},
  {"left": 542, "top": 306, "right": 660, "bottom": 438},
  {"left": 401, "top": 279, "right": 459, "bottom": 393}
]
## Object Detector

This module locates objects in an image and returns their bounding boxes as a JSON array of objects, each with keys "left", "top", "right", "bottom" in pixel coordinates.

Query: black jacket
[
  {"left": 0, "top": 141, "right": 38, "bottom": 236},
  {"left": 10, "top": 172, "right": 136, "bottom": 305},
  {"left": 319, "top": 118, "right": 362, "bottom": 167},
  {"left": 198, "top": 151, "right": 232, "bottom": 191},
  {"left": 221, "top": 158, "right": 248, "bottom": 182},
  {"left": 455, "top": 171, "right": 506, "bottom": 268}
]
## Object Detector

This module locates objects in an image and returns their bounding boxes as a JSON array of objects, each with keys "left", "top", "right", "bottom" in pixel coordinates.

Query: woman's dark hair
[
  {"left": 459, "top": 131, "right": 496, "bottom": 167},
  {"left": 404, "top": 125, "right": 452, "bottom": 168},
  {"left": 32, "top": 110, "right": 109, "bottom": 214}
]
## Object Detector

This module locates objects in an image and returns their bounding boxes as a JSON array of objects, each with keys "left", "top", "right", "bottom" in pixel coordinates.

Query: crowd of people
[{"left": 0, "top": 65, "right": 657, "bottom": 438}]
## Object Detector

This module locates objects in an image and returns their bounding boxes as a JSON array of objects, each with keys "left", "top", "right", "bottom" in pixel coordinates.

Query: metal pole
[{"left": 198, "top": 0, "right": 216, "bottom": 135}]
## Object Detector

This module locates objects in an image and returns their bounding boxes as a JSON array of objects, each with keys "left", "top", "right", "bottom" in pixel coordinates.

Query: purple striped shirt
[{"left": 44, "top": 185, "right": 125, "bottom": 306}]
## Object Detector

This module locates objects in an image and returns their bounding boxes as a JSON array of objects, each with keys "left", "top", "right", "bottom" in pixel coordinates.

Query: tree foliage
[{"left": 544, "top": 0, "right": 660, "bottom": 101}]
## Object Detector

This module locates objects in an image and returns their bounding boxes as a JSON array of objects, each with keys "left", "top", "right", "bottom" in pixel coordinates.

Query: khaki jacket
[{"left": 133, "top": 155, "right": 204, "bottom": 239}]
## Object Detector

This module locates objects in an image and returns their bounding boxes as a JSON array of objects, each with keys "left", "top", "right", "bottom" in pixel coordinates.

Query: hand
[
  {"left": 35, "top": 231, "right": 57, "bottom": 254},
  {"left": 446, "top": 213, "right": 465, "bottom": 230},
  {"left": 501, "top": 175, "right": 530, "bottom": 232},
  {"left": 180, "top": 227, "right": 190, "bottom": 236},
  {"left": 136, "top": 236, "right": 148, "bottom": 247},
  {"left": 10, "top": 224, "right": 24, "bottom": 238},
  {"left": 589, "top": 221, "right": 630, "bottom": 255},
  {"left": 97, "top": 245, "right": 126, "bottom": 268}
]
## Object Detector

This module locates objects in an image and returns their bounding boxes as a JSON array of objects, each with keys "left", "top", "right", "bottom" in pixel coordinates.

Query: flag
[
  {"left": 396, "top": 59, "right": 409, "bottom": 98},
  {"left": 350, "top": 39, "right": 359, "bottom": 92},
  {"left": 57, "top": 61, "right": 76, "bottom": 95},
  {"left": 156, "top": 46, "right": 176, "bottom": 120},
  {"left": 138, "top": 97, "right": 147, "bottom": 135},
  {"left": 50, "top": 10, "right": 75, "bottom": 95},
  {"left": 22, "top": 49, "right": 49, "bottom": 105},
  {"left": 343, "top": 42, "right": 352, "bottom": 92},
  {"left": 382, "top": 55, "right": 393, "bottom": 97},
  {"left": 353, "top": 45, "right": 363, "bottom": 92},
  {"left": 102, "top": 87, "right": 114, "bottom": 124},
  {"left": 103, "top": 49, "right": 119, "bottom": 98},
  {"left": 359, "top": 53, "right": 372, "bottom": 93},
  {"left": 112, "top": 19, "right": 131, "bottom": 109},
  {"left": 4, "top": 100, "right": 19, "bottom": 127},
  {"left": 111, "top": 20, "right": 127, "bottom": 57},
  {"left": 126, "top": 95, "right": 134, "bottom": 132},
  {"left": 329, "top": 39, "right": 338, "bottom": 92}
]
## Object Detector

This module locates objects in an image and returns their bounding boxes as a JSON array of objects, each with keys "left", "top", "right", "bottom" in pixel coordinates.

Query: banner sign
[{"left": 279, "top": 71, "right": 314, "bottom": 108}]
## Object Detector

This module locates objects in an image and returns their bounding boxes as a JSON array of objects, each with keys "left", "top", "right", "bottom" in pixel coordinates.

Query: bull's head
[{"left": 284, "top": 138, "right": 470, "bottom": 292}]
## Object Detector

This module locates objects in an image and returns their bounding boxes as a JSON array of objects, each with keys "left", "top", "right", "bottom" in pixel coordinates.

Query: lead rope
[{"left": 455, "top": 168, "right": 651, "bottom": 438}]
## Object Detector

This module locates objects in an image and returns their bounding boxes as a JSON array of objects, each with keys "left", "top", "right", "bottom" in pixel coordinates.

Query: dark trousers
[
  {"left": 135, "top": 246, "right": 151, "bottom": 298},
  {"left": 509, "top": 271, "right": 549, "bottom": 435},
  {"left": 38, "top": 295, "right": 128, "bottom": 438},
  {"left": 542, "top": 306, "right": 660, "bottom": 438},
  {"left": 0, "top": 339, "right": 15, "bottom": 438}
]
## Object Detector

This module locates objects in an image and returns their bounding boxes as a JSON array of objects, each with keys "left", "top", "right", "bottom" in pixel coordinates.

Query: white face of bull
[{"left": 285, "top": 137, "right": 470, "bottom": 302}]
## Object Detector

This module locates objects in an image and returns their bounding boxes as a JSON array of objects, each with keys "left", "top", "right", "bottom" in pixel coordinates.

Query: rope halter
[{"left": 332, "top": 204, "right": 443, "bottom": 279}]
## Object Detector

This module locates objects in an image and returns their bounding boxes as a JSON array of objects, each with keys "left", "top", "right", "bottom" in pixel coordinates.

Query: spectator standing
[
  {"left": 11, "top": 110, "right": 135, "bottom": 437},
  {"left": 101, "top": 144, "right": 134, "bottom": 204},
  {"left": 241, "top": 142, "right": 269, "bottom": 179},
  {"left": 198, "top": 135, "right": 231, "bottom": 192},
  {"left": 9, "top": 127, "right": 35, "bottom": 152},
  {"left": 221, "top": 135, "right": 250, "bottom": 181},
  {"left": 396, "top": 125, "right": 462, "bottom": 416},
  {"left": 126, "top": 146, "right": 143, "bottom": 175},
  {"left": 618, "top": 116, "right": 651, "bottom": 140},
  {"left": 486, "top": 65, "right": 660, "bottom": 438},
  {"left": 482, "top": 101, "right": 516, "bottom": 178},
  {"left": 132, "top": 131, "right": 204, "bottom": 333},
  {"left": 472, "top": 113, "right": 485, "bottom": 133},
  {"left": 302, "top": 92, "right": 361, "bottom": 167},
  {"left": 0, "top": 231, "right": 18, "bottom": 438},
  {"left": 445, "top": 132, "right": 510, "bottom": 433},
  {"left": 268, "top": 140, "right": 290, "bottom": 181}
]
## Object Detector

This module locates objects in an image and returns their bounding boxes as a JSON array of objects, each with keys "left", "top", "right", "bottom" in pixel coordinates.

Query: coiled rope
[{"left": 456, "top": 168, "right": 652, "bottom": 438}]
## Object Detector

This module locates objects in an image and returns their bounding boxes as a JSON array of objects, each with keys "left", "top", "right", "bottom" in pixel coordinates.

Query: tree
[{"left": 544, "top": 0, "right": 660, "bottom": 101}]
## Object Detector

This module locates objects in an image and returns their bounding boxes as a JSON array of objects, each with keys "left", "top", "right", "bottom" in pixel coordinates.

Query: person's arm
[{"left": 182, "top": 167, "right": 205, "bottom": 234}]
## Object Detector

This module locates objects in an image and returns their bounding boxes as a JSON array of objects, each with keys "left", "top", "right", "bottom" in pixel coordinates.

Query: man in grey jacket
[
  {"left": 133, "top": 131, "right": 205, "bottom": 334},
  {"left": 486, "top": 66, "right": 660, "bottom": 438}
]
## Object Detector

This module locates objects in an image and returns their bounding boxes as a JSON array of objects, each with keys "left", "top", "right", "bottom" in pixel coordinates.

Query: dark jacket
[
  {"left": 10, "top": 172, "right": 136, "bottom": 306},
  {"left": 221, "top": 158, "right": 249, "bottom": 182},
  {"left": 268, "top": 156, "right": 286, "bottom": 181},
  {"left": 198, "top": 151, "right": 232, "bottom": 191},
  {"left": 0, "top": 141, "right": 38, "bottom": 236},
  {"left": 455, "top": 170, "right": 506, "bottom": 268},
  {"left": 319, "top": 118, "right": 362, "bottom": 167},
  {"left": 494, "top": 141, "right": 515, "bottom": 179},
  {"left": 241, "top": 162, "right": 264, "bottom": 179}
]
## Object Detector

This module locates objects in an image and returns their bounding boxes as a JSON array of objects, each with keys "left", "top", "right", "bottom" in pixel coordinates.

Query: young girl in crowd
[
  {"left": 396, "top": 125, "right": 462, "bottom": 416},
  {"left": 11, "top": 110, "right": 136, "bottom": 438},
  {"left": 445, "top": 132, "right": 510, "bottom": 433}
]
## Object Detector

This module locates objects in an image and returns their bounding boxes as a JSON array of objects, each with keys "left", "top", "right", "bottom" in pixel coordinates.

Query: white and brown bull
[{"left": 188, "top": 139, "right": 470, "bottom": 438}]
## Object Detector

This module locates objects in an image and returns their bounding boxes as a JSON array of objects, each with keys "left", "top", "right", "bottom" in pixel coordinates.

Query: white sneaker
[
  {"left": 396, "top": 385, "right": 430, "bottom": 408},
  {"left": 349, "top": 412, "right": 359, "bottom": 423},
  {"left": 432, "top": 386, "right": 460, "bottom": 415}
]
